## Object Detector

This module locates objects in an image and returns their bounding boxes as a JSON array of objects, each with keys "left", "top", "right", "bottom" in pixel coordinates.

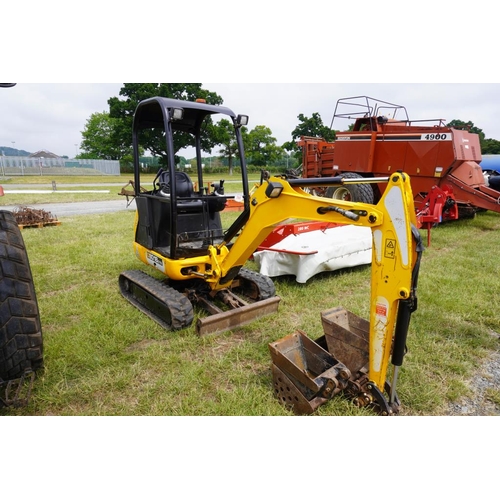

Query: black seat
[
  {"left": 157, "top": 170, "right": 194, "bottom": 198},
  {"left": 174, "top": 171, "right": 194, "bottom": 198}
]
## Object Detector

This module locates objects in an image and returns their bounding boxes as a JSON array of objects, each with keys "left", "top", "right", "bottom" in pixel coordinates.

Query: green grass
[
  {"left": 0, "top": 174, "right": 127, "bottom": 184},
  {"left": 2, "top": 189, "right": 500, "bottom": 415}
]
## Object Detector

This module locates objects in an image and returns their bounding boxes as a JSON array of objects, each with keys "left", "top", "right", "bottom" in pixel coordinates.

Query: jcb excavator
[{"left": 119, "top": 97, "right": 424, "bottom": 414}]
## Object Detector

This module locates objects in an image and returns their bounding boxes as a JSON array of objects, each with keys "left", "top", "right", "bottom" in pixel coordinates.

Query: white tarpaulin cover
[{"left": 253, "top": 225, "right": 372, "bottom": 283}]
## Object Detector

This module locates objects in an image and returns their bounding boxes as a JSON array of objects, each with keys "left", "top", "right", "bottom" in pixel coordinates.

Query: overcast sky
[{"left": 1, "top": 83, "right": 499, "bottom": 158}]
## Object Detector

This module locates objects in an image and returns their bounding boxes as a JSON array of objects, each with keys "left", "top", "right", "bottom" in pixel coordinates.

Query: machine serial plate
[{"left": 146, "top": 251, "right": 165, "bottom": 272}]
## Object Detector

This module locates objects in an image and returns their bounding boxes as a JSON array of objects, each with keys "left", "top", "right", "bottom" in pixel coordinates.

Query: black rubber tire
[
  {"left": 325, "top": 172, "right": 374, "bottom": 204},
  {"left": 0, "top": 211, "right": 43, "bottom": 382}
]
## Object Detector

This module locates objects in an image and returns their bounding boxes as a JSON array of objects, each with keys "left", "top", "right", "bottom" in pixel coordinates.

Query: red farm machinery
[{"left": 296, "top": 96, "right": 500, "bottom": 244}]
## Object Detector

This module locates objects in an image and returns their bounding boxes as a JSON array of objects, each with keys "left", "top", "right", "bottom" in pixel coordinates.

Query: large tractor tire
[
  {"left": 325, "top": 172, "right": 375, "bottom": 204},
  {"left": 0, "top": 211, "right": 43, "bottom": 391}
]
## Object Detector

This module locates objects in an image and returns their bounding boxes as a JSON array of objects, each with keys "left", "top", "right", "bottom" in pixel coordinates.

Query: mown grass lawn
[
  {"left": 0, "top": 173, "right": 260, "bottom": 205},
  {"left": 2, "top": 198, "right": 500, "bottom": 416}
]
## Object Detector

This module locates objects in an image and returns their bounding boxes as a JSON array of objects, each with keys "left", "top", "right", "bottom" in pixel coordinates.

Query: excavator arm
[{"left": 223, "top": 172, "right": 423, "bottom": 414}]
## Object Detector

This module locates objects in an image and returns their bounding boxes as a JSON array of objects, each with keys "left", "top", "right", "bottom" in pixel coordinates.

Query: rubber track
[
  {"left": 119, "top": 269, "right": 194, "bottom": 330},
  {"left": 0, "top": 211, "right": 43, "bottom": 381},
  {"left": 235, "top": 268, "right": 276, "bottom": 300}
]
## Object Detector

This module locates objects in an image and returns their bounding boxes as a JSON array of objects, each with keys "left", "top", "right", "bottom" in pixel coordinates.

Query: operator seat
[
  {"left": 173, "top": 171, "right": 195, "bottom": 198},
  {"left": 157, "top": 170, "right": 195, "bottom": 198}
]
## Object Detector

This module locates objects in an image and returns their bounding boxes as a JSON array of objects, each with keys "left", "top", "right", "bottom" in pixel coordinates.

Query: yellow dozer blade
[{"left": 196, "top": 296, "right": 280, "bottom": 336}]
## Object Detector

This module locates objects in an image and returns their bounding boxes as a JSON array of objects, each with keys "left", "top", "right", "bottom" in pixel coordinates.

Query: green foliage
[
  {"left": 447, "top": 119, "right": 485, "bottom": 139},
  {"left": 79, "top": 112, "right": 123, "bottom": 160},
  {"left": 446, "top": 119, "right": 500, "bottom": 154},
  {"left": 244, "top": 125, "right": 283, "bottom": 167},
  {"left": 284, "top": 112, "right": 336, "bottom": 150},
  {"left": 213, "top": 119, "right": 242, "bottom": 175},
  {"left": 108, "top": 83, "right": 224, "bottom": 162},
  {"left": 481, "top": 138, "right": 500, "bottom": 154},
  {"left": 282, "top": 112, "right": 335, "bottom": 165}
]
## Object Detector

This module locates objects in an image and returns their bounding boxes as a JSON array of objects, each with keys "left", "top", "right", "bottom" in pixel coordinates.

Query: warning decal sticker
[
  {"left": 376, "top": 303, "right": 388, "bottom": 316},
  {"left": 384, "top": 239, "right": 397, "bottom": 259}
]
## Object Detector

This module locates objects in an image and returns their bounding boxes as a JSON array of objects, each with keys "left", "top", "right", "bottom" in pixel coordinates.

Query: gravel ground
[{"left": 446, "top": 337, "right": 500, "bottom": 416}]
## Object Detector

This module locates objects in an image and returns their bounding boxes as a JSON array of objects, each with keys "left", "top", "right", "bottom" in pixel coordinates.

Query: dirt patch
[
  {"left": 446, "top": 345, "right": 500, "bottom": 416},
  {"left": 125, "top": 339, "right": 159, "bottom": 352}
]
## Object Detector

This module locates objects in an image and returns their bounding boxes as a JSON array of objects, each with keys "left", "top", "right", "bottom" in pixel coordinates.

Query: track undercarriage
[{"left": 119, "top": 267, "right": 280, "bottom": 335}]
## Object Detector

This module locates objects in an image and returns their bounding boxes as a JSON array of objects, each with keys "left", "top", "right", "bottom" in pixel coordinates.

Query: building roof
[{"left": 28, "top": 150, "right": 60, "bottom": 158}]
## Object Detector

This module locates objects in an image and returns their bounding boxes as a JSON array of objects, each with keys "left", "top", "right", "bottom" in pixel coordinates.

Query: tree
[
  {"left": 214, "top": 119, "right": 244, "bottom": 175},
  {"left": 447, "top": 119, "right": 484, "bottom": 139},
  {"left": 482, "top": 138, "right": 500, "bottom": 154},
  {"left": 245, "top": 125, "right": 282, "bottom": 167},
  {"left": 283, "top": 112, "right": 336, "bottom": 152},
  {"left": 282, "top": 112, "right": 336, "bottom": 165},
  {"left": 446, "top": 119, "right": 500, "bottom": 154},
  {"left": 79, "top": 112, "right": 123, "bottom": 160},
  {"left": 108, "top": 83, "right": 224, "bottom": 164}
]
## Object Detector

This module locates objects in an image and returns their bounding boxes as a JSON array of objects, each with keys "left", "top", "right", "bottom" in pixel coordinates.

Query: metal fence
[{"left": 0, "top": 156, "right": 120, "bottom": 176}]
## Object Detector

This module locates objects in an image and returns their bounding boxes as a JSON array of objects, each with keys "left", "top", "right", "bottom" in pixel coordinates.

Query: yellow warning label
[{"left": 384, "top": 239, "right": 396, "bottom": 259}]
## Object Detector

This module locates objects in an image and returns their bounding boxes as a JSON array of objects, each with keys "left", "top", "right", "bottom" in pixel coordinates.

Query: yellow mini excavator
[{"left": 119, "top": 97, "right": 424, "bottom": 414}]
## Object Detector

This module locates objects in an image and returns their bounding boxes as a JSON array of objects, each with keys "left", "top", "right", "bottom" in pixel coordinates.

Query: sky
[{"left": 1, "top": 83, "right": 500, "bottom": 159}]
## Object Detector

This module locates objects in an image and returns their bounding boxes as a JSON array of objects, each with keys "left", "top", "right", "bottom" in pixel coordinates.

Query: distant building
[{"left": 28, "top": 150, "right": 60, "bottom": 159}]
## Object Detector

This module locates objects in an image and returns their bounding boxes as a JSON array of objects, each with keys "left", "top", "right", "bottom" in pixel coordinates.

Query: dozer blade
[{"left": 196, "top": 296, "right": 280, "bottom": 336}]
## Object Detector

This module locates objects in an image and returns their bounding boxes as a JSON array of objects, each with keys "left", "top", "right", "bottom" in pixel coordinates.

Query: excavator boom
[{"left": 243, "top": 172, "right": 423, "bottom": 413}]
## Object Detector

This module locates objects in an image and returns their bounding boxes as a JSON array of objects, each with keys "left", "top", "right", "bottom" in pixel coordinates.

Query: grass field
[
  {"left": 1, "top": 176, "right": 500, "bottom": 416},
  {"left": 0, "top": 173, "right": 258, "bottom": 206}
]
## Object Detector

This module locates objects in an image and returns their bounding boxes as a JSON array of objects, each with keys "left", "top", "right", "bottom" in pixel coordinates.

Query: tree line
[{"left": 78, "top": 83, "right": 500, "bottom": 172}]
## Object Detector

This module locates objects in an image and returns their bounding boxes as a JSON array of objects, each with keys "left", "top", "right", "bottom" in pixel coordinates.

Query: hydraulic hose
[{"left": 391, "top": 224, "right": 424, "bottom": 366}]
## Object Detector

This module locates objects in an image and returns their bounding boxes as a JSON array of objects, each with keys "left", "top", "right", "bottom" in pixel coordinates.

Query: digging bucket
[
  {"left": 320, "top": 306, "right": 369, "bottom": 375},
  {"left": 269, "top": 330, "right": 350, "bottom": 414}
]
